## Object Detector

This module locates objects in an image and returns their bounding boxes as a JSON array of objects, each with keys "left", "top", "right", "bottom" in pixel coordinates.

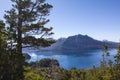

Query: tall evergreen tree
[
  {"left": 3, "top": 0, "right": 53, "bottom": 80},
  {"left": 4, "top": 0, "right": 53, "bottom": 53}
]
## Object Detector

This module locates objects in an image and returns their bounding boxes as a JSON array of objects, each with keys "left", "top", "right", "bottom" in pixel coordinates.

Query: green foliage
[
  {"left": 22, "top": 36, "right": 56, "bottom": 47},
  {"left": 23, "top": 44, "right": 120, "bottom": 80},
  {"left": 0, "top": 50, "right": 25, "bottom": 80},
  {"left": 100, "top": 45, "right": 110, "bottom": 69},
  {"left": 0, "top": 0, "right": 53, "bottom": 79},
  {"left": 4, "top": 0, "right": 53, "bottom": 53},
  {"left": 0, "top": 20, "right": 8, "bottom": 80},
  {"left": 24, "top": 67, "right": 45, "bottom": 80},
  {"left": 1, "top": 0, "right": 120, "bottom": 80},
  {"left": 29, "top": 58, "right": 59, "bottom": 68},
  {"left": 0, "top": 20, "right": 7, "bottom": 50},
  {"left": 113, "top": 43, "right": 120, "bottom": 80},
  {"left": 0, "top": 19, "right": 24, "bottom": 80}
]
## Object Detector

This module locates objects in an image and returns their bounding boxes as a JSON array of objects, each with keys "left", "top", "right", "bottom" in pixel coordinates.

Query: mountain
[
  {"left": 42, "top": 34, "right": 118, "bottom": 50},
  {"left": 42, "top": 38, "right": 66, "bottom": 50}
]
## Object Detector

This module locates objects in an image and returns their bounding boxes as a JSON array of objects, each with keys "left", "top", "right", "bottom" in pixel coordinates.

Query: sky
[{"left": 0, "top": 0, "right": 120, "bottom": 42}]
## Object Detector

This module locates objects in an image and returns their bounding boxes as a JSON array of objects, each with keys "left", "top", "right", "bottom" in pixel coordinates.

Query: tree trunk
[
  {"left": 17, "top": 8, "right": 22, "bottom": 54},
  {"left": 17, "top": 26, "right": 22, "bottom": 53}
]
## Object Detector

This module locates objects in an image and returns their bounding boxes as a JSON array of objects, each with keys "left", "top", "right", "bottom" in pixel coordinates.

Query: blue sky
[{"left": 0, "top": 0, "right": 120, "bottom": 42}]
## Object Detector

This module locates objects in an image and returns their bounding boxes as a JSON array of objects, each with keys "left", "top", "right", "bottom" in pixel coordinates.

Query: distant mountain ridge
[{"left": 42, "top": 34, "right": 118, "bottom": 50}]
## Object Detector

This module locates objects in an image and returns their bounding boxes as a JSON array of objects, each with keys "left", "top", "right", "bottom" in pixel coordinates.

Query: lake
[{"left": 23, "top": 48, "right": 117, "bottom": 70}]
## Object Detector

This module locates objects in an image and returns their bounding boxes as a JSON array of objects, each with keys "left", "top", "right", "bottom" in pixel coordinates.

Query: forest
[{"left": 0, "top": 0, "right": 120, "bottom": 80}]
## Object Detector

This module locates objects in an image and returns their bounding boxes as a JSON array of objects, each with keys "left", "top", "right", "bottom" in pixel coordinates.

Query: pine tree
[
  {"left": 4, "top": 0, "right": 53, "bottom": 53},
  {"left": 3, "top": 0, "right": 53, "bottom": 80}
]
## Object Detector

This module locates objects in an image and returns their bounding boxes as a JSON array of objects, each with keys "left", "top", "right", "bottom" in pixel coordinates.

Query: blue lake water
[{"left": 23, "top": 48, "right": 117, "bottom": 70}]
